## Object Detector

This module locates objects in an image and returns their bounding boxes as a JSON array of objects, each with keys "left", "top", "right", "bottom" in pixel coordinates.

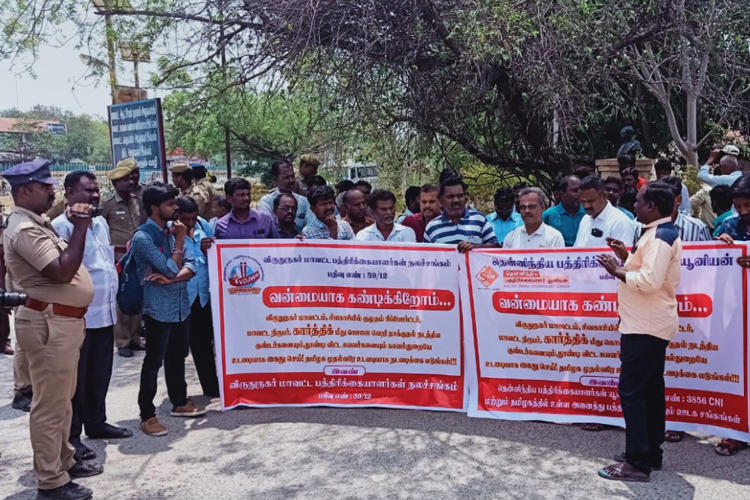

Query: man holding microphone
[{"left": 596, "top": 181, "right": 682, "bottom": 482}]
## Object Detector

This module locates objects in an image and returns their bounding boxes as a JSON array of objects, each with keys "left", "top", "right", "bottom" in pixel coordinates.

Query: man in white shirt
[
  {"left": 574, "top": 176, "right": 636, "bottom": 248},
  {"left": 52, "top": 171, "right": 132, "bottom": 463},
  {"left": 503, "top": 187, "right": 564, "bottom": 249},
  {"left": 355, "top": 189, "right": 416, "bottom": 242}
]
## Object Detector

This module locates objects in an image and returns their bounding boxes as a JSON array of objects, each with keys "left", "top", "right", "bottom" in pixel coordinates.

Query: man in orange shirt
[{"left": 596, "top": 180, "right": 682, "bottom": 482}]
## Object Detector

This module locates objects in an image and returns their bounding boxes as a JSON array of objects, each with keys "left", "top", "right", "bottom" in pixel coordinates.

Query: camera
[{"left": 0, "top": 290, "right": 28, "bottom": 308}]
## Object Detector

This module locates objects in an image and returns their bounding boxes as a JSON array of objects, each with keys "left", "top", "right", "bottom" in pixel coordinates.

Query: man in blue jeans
[{"left": 131, "top": 183, "right": 205, "bottom": 437}]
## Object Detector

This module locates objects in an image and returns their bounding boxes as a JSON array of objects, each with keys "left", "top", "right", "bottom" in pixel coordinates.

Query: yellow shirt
[
  {"left": 3, "top": 206, "right": 94, "bottom": 308},
  {"left": 618, "top": 217, "right": 682, "bottom": 341}
]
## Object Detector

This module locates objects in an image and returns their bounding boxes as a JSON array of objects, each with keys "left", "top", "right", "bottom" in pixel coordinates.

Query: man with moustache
[
  {"left": 2, "top": 159, "right": 98, "bottom": 499},
  {"left": 574, "top": 176, "right": 636, "bottom": 248},
  {"left": 502, "top": 187, "right": 564, "bottom": 249},
  {"left": 52, "top": 172, "right": 132, "bottom": 463},
  {"left": 258, "top": 159, "right": 313, "bottom": 231},
  {"left": 342, "top": 188, "right": 373, "bottom": 235},
  {"left": 402, "top": 184, "right": 440, "bottom": 242},
  {"left": 355, "top": 189, "right": 416, "bottom": 242},
  {"left": 303, "top": 185, "right": 355, "bottom": 240},
  {"left": 214, "top": 178, "right": 279, "bottom": 240},
  {"left": 101, "top": 158, "right": 147, "bottom": 358},
  {"left": 543, "top": 175, "right": 585, "bottom": 247},
  {"left": 273, "top": 193, "right": 301, "bottom": 238},
  {"left": 486, "top": 187, "right": 523, "bottom": 244}
]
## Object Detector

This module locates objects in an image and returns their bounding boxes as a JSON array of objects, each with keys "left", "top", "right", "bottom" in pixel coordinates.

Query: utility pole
[
  {"left": 91, "top": 1, "right": 118, "bottom": 103},
  {"left": 220, "top": 0, "right": 232, "bottom": 178}
]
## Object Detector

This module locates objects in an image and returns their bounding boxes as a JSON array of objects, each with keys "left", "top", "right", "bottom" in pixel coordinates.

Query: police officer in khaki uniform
[
  {"left": 295, "top": 154, "right": 321, "bottom": 198},
  {"left": 125, "top": 158, "right": 147, "bottom": 218},
  {"left": 170, "top": 163, "right": 211, "bottom": 219},
  {"left": 101, "top": 159, "right": 146, "bottom": 358},
  {"left": 2, "top": 159, "right": 100, "bottom": 500},
  {"left": 190, "top": 164, "right": 216, "bottom": 218}
]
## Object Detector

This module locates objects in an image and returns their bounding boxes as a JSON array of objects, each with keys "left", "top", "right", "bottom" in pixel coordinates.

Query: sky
[{"left": 1, "top": 27, "right": 163, "bottom": 119}]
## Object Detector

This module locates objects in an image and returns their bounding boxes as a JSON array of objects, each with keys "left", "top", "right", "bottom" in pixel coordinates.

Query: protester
[
  {"left": 208, "top": 195, "right": 231, "bottom": 231},
  {"left": 620, "top": 167, "right": 640, "bottom": 195},
  {"left": 603, "top": 176, "right": 635, "bottom": 219},
  {"left": 2, "top": 159, "right": 100, "bottom": 499},
  {"left": 597, "top": 181, "right": 681, "bottom": 482},
  {"left": 52, "top": 171, "right": 132, "bottom": 461},
  {"left": 402, "top": 184, "right": 440, "bottom": 243},
  {"left": 502, "top": 187, "right": 564, "bottom": 249},
  {"left": 214, "top": 178, "right": 279, "bottom": 240},
  {"left": 659, "top": 176, "right": 711, "bottom": 242},
  {"left": 423, "top": 177, "right": 498, "bottom": 252},
  {"left": 258, "top": 159, "right": 313, "bottom": 231},
  {"left": 190, "top": 164, "right": 217, "bottom": 218},
  {"left": 486, "top": 187, "right": 523, "bottom": 244},
  {"left": 296, "top": 154, "right": 321, "bottom": 197},
  {"left": 542, "top": 175, "right": 585, "bottom": 247},
  {"left": 714, "top": 173, "right": 750, "bottom": 456},
  {"left": 654, "top": 158, "right": 690, "bottom": 214},
  {"left": 274, "top": 193, "right": 301, "bottom": 238},
  {"left": 396, "top": 186, "right": 421, "bottom": 223},
  {"left": 574, "top": 176, "right": 636, "bottom": 248},
  {"left": 698, "top": 146, "right": 742, "bottom": 187},
  {"left": 617, "top": 154, "right": 647, "bottom": 189},
  {"left": 175, "top": 197, "right": 220, "bottom": 398},
  {"left": 132, "top": 183, "right": 205, "bottom": 438},
  {"left": 342, "top": 188, "right": 374, "bottom": 235},
  {"left": 709, "top": 185, "right": 734, "bottom": 237},
  {"left": 101, "top": 159, "right": 146, "bottom": 358},
  {"left": 355, "top": 189, "right": 416, "bottom": 242},
  {"left": 170, "top": 163, "right": 211, "bottom": 219},
  {"left": 303, "top": 185, "right": 355, "bottom": 240},
  {"left": 690, "top": 185, "right": 717, "bottom": 231}
]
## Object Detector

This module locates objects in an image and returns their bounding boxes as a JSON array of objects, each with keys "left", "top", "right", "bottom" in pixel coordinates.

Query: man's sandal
[
  {"left": 715, "top": 438, "right": 748, "bottom": 456},
  {"left": 597, "top": 463, "right": 650, "bottom": 482}
]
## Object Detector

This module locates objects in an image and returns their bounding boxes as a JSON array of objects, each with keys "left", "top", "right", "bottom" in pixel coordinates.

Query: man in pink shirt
[{"left": 596, "top": 180, "right": 682, "bottom": 482}]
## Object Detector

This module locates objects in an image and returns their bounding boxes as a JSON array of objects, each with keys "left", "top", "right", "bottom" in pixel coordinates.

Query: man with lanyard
[
  {"left": 355, "top": 189, "right": 416, "bottom": 242},
  {"left": 423, "top": 177, "right": 498, "bottom": 252},
  {"left": 543, "top": 175, "right": 585, "bottom": 247},
  {"left": 101, "top": 159, "right": 146, "bottom": 358},
  {"left": 257, "top": 159, "right": 313, "bottom": 231},
  {"left": 52, "top": 171, "right": 132, "bottom": 463},
  {"left": 2, "top": 159, "right": 99, "bottom": 499},
  {"left": 486, "top": 187, "right": 523, "bottom": 244},
  {"left": 597, "top": 181, "right": 682, "bottom": 482},
  {"left": 175, "top": 196, "right": 219, "bottom": 398}
]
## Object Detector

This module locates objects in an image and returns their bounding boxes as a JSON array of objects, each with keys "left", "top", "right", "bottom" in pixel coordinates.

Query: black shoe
[
  {"left": 11, "top": 392, "right": 32, "bottom": 412},
  {"left": 130, "top": 340, "right": 146, "bottom": 351},
  {"left": 68, "top": 461, "right": 103, "bottom": 478},
  {"left": 613, "top": 451, "right": 662, "bottom": 471},
  {"left": 117, "top": 346, "right": 133, "bottom": 358},
  {"left": 71, "top": 441, "right": 96, "bottom": 461},
  {"left": 86, "top": 423, "right": 133, "bottom": 439},
  {"left": 37, "top": 481, "right": 92, "bottom": 500}
]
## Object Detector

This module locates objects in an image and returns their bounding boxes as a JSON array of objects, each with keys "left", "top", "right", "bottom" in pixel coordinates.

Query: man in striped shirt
[{"left": 423, "top": 177, "right": 498, "bottom": 252}]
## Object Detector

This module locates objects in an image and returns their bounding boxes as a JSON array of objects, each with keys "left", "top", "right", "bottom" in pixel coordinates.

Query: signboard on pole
[{"left": 107, "top": 98, "right": 167, "bottom": 182}]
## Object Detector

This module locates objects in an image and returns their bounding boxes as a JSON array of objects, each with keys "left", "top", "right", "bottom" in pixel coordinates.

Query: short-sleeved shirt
[
  {"left": 486, "top": 211, "right": 523, "bottom": 244},
  {"left": 101, "top": 190, "right": 145, "bottom": 249},
  {"left": 3, "top": 206, "right": 94, "bottom": 308},
  {"left": 717, "top": 215, "right": 750, "bottom": 242},
  {"left": 302, "top": 217, "right": 355, "bottom": 240},
  {"left": 343, "top": 215, "right": 374, "bottom": 235},
  {"left": 502, "top": 223, "right": 565, "bottom": 249},
  {"left": 354, "top": 223, "right": 417, "bottom": 242},
  {"left": 423, "top": 209, "right": 497, "bottom": 244},
  {"left": 542, "top": 203, "right": 586, "bottom": 247},
  {"left": 712, "top": 210, "right": 734, "bottom": 238},
  {"left": 214, "top": 210, "right": 280, "bottom": 240},
  {"left": 401, "top": 213, "right": 429, "bottom": 242},
  {"left": 574, "top": 201, "right": 636, "bottom": 248},
  {"left": 182, "top": 182, "right": 212, "bottom": 220},
  {"left": 257, "top": 189, "right": 314, "bottom": 231},
  {"left": 181, "top": 217, "right": 213, "bottom": 308},
  {"left": 52, "top": 214, "right": 117, "bottom": 328}
]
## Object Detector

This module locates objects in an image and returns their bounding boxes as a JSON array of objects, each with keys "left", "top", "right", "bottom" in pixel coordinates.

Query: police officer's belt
[{"left": 24, "top": 297, "right": 88, "bottom": 318}]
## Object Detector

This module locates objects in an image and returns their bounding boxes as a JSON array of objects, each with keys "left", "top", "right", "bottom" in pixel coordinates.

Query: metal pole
[
  {"left": 134, "top": 59, "right": 139, "bottom": 89},
  {"left": 220, "top": 2, "right": 231, "bottom": 179}
]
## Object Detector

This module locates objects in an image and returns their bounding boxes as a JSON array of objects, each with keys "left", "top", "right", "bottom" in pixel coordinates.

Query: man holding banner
[{"left": 596, "top": 181, "right": 681, "bottom": 482}]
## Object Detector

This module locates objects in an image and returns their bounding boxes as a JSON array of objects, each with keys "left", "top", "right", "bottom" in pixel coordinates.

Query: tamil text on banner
[
  {"left": 461, "top": 243, "right": 748, "bottom": 441},
  {"left": 208, "top": 240, "right": 465, "bottom": 411}
]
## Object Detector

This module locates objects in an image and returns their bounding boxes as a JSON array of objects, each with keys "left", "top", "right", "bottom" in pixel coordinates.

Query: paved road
[{"left": 2, "top": 345, "right": 749, "bottom": 499}]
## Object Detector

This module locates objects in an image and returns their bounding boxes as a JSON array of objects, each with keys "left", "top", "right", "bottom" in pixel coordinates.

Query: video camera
[{"left": 0, "top": 290, "right": 28, "bottom": 308}]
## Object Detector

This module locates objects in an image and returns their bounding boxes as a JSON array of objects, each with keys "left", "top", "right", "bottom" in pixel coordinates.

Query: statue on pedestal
[{"left": 617, "top": 125, "right": 642, "bottom": 159}]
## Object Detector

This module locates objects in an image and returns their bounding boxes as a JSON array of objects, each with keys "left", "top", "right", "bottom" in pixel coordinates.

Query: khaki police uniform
[
  {"left": 45, "top": 189, "right": 67, "bottom": 220},
  {"left": 3, "top": 206, "right": 94, "bottom": 490},
  {"left": 194, "top": 177, "right": 216, "bottom": 219},
  {"left": 101, "top": 189, "right": 145, "bottom": 349},
  {"left": 181, "top": 181, "right": 212, "bottom": 220}
]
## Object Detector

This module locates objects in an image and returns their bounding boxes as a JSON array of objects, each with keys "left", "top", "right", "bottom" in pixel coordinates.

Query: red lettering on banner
[
  {"left": 262, "top": 286, "right": 455, "bottom": 311},
  {"left": 492, "top": 292, "right": 713, "bottom": 318},
  {"left": 476, "top": 378, "right": 747, "bottom": 431}
]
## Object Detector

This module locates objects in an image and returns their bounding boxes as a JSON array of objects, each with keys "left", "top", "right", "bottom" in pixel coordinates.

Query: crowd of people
[{"left": 1, "top": 147, "right": 749, "bottom": 497}]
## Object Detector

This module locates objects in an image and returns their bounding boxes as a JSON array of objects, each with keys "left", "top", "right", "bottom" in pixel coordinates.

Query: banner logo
[{"left": 223, "top": 255, "right": 264, "bottom": 294}]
